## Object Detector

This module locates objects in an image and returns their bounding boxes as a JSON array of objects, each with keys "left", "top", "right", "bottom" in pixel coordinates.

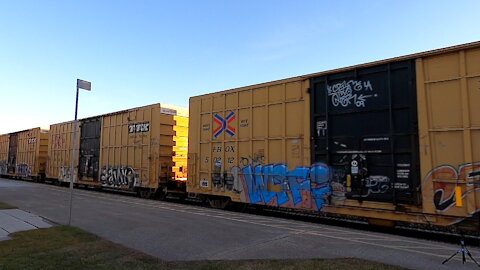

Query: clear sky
[{"left": 0, "top": 0, "right": 479, "bottom": 134}]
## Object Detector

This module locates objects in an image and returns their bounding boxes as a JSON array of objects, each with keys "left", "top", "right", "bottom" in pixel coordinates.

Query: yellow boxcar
[
  {"left": 188, "top": 41, "right": 480, "bottom": 229},
  {"left": 416, "top": 44, "right": 480, "bottom": 227},
  {"left": 96, "top": 104, "right": 174, "bottom": 195},
  {"left": 0, "top": 134, "right": 9, "bottom": 175},
  {"left": 46, "top": 121, "right": 80, "bottom": 183},
  {"left": 188, "top": 78, "right": 312, "bottom": 208},
  {"left": 5, "top": 128, "right": 49, "bottom": 180}
]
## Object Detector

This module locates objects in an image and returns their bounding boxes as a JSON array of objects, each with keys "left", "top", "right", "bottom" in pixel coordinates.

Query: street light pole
[
  {"left": 68, "top": 79, "right": 91, "bottom": 226},
  {"left": 68, "top": 86, "right": 79, "bottom": 226}
]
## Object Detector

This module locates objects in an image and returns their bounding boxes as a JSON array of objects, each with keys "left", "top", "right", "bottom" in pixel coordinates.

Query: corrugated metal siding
[
  {"left": 46, "top": 121, "right": 80, "bottom": 182},
  {"left": 173, "top": 115, "right": 188, "bottom": 179},
  {"left": 417, "top": 47, "right": 480, "bottom": 217},
  {"left": 188, "top": 79, "right": 312, "bottom": 206},
  {"left": 99, "top": 104, "right": 175, "bottom": 191},
  {"left": 0, "top": 134, "right": 9, "bottom": 175},
  {"left": 13, "top": 128, "right": 49, "bottom": 177},
  {"left": 310, "top": 60, "right": 420, "bottom": 205}
]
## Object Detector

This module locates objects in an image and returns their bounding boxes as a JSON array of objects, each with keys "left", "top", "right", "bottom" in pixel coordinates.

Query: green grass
[
  {"left": 0, "top": 226, "right": 407, "bottom": 270},
  {"left": 0, "top": 202, "right": 16, "bottom": 209}
]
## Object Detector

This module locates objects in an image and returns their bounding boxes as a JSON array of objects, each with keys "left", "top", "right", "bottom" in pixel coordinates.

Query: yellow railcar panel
[
  {"left": 239, "top": 90, "right": 251, "bottom": 107},
  {"left": 253, "top": 87, "right": 267, "bottom": 105},
  {"left": 285, "top": 81, "right": 302, "bottom": 101},
  {"left": 200, "top": 114, "right": 211, "bottom": 141},
  {"left": 238, "top": 108, "right": 250, "bottom": 140},
  {"left": 431, "top": 132, "right": 464, "bottom": 167},
  {"left": 213, "top": 95, "right": 225, "bottom": 111},
  {"left": 425, "top": 53, "right": 460, "bottom": 82},
  {"left": 428, "top": 80, "right": 463, "bottom": 129},
  {"left": 225, "top": 92, "right": 238, "bottom": 109},
  {"left": 286, "top": 139, "right": 303, "bottom": 170},
  {"left": 94, "top": 103, "right": 184, "bottom": 191},
  {"left": 46, "top": 121, "right": 79, "bottom": 181},
  {"left": 0, "top": 134, "right": 9, "bottom": 175},
  {"left": 268, "top": 139, "right": 282, "bottom": 164},
  {"left": 268, "top": 104, "right": 283, "bottom": 138},
  {"left": 12, "top": 128, "right": 49, "bottom": 178},
  {"left": 467, "top": 78, "right": 480, "bottom": 127},
  {"left": 465, "top": 48, "right": 480, "bottom": 76},
  {"left": 473, "top": 131, "right": 480, "bottom": 161},
  {"left": 200, "top": 144, "right": 210, "bottom": 171},
  {"left": 201, "top": 98, "right": 212, "bottom": 113},
  {"left": 252, "top": 106, "right": 265, "bottom": 139},
  {"left": 417, "top": 47, "right": 480, "bottom": 218},
  {"left": 286, "top": 101, "right": 303, "bottom": 137},
  {"left": 268, "top": 84, "right": 284, "bottom": 102},
  {"left": 188, "top": 78, "right": 311, "bottom": 205}
]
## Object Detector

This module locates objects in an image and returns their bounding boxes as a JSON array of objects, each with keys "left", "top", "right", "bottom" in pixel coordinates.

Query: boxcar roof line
[{"left": 191, "top": 40, "right": 480, "bottom": 98}]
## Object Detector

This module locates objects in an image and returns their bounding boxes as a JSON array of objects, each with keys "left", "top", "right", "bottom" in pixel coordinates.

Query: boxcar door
[
  {"left": 7, "top": 133, "right": 19, "bottom": 174},
  {"left": 79, "top": 118, "right": 101, "bottom": 182},
  {"left": 310, "top": 60, "right": 421, "bottom": 205}
]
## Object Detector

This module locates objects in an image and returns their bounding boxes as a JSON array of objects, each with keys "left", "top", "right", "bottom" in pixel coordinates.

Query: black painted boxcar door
[
  {"left": 310, "top": 60, "right": 421, "bottom": 205},
  {"left": 78, "top": 117, "right": 101, "bottom": 182},
  {"left": 7, "top": 132, "right": 18, "bottom": 174}
]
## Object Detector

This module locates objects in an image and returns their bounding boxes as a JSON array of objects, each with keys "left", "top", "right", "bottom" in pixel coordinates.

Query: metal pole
[{"left": 68, "top": 86, "right": 80, "bottom": 226}]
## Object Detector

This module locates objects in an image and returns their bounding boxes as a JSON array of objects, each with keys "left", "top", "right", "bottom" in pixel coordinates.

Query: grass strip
[{"left": 0, "top": 226, "right": 406, "bottom": 270}]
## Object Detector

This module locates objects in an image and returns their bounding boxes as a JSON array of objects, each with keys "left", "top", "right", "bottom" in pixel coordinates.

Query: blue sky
[{"left": 0, "top": 0, "right": 479, "bottom": 134}]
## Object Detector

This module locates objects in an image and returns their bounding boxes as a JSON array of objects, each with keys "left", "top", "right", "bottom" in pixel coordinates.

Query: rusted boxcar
[
  {"left": 2, "top": 128, "right": 49, "bottom": 180},
  {"left": 188, "top": 41, "right": 480, "bottom": 230}
]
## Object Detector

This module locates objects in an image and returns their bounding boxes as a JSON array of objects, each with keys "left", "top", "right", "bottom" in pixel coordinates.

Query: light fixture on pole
[{"left": 68, "top": 79, "right": 91, "bottom": 226}]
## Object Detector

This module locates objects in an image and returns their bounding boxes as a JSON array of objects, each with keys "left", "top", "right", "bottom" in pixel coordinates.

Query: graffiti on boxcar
[
  {"left": 0, "top": 160, "right": 7, "bottom": 175},
  {"left": 59, "top": 166, "right": 71, "bottom": 181},
  {"left": 330, "top": 169, "right": 347, "bottom": 205},
  {"left": 212, "top": 158, "right": 223, "bottom": 188},
  {"left": 423, "top": 162, "right": 480, "bottom": 213},
  {"left": 363, "top": 175, "right": 391, "bottom": 197},
  {"left": 100, "top": 166, "right": 139, "bottom": 188},
  {"left": 327, "top": 80, "right": 377, "bottom": 108},
  {"left": 239, "top": 152, "right": 265, "bottom": 167},
  {"left": 16, "top": 163, "right": 31, "bottom": 177},
  {"left": 228, "top": 163, "right": 332, "bottom": 211},
  {"left": 53, "top": 135, "right": 63, "bottom": 148}
]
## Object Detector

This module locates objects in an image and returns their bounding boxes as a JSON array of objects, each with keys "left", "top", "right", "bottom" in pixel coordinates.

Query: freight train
[
  {"left": 0, "top": 104, "right": 189, "bottom": 199},
  {"left": 1, "top": 41, "right": 479, "bottom": 231}
]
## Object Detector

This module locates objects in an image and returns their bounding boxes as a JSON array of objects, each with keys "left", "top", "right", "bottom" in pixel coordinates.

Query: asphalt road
[{"left": 0, "top": 177, "right": 479, "bottom": 270}]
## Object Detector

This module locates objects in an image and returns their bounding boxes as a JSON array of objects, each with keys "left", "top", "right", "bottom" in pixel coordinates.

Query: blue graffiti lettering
[{"left": 234, "top": 163, "right": 332, "bottom": 211}]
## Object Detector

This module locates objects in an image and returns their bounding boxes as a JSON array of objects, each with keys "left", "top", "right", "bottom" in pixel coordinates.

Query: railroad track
[{"left": 11, "top": 177, "right": 480, "bottom": 246}]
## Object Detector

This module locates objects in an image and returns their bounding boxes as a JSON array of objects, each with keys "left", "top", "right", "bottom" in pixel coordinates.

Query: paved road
[{"left": 0, "top": 178, "right": 479, "bottom": 269}]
